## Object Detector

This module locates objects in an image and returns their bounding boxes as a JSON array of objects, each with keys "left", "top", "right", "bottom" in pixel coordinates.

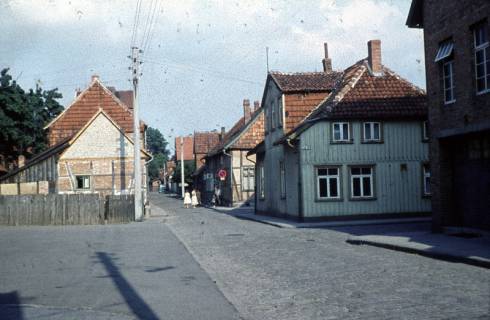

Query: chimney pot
[
  {"left": 367, "top": 40, "right": 382, "bottom": 74},
  {"left": 243, "top": 99, "right": 251, "bottom": 123},
  {"left": 254, "top": 100, "right": 260, "bottom": 111},
  {"left": 220, "top": 127, "right": 226, "bottom": 141},
  {"left": 322, "top": 42, "right": 332, "bottom": 72}
]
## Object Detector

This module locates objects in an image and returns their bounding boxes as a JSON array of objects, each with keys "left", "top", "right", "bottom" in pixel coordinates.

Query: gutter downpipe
[{"left": 245, "top": 152, "right": 257, "bottom": 215}]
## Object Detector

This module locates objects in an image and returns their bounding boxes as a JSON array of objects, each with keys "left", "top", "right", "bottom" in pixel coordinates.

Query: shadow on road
[
  {"left": 0, "top": 291, "right": 24, "bottom": 320},
  {"left": 96, "top": 252, "right": 159, "bottom": 320}
]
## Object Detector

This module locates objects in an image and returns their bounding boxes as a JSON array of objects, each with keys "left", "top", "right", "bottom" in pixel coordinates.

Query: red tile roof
[
  {"left": 175, "top": 136, "right": 194, "bottom": 161},
  {"left": 311, "top": 60, "right": 427, "bottom": 120},
  {"left": 46, "top": 79, "right": 142, "bottom": 146},
  {"left": 270, "top": 71, "right": 341, "bottom": 92},
  {"left": 208, "top": 107, "right": 265, "bottom": 157},
  {"left": 277, "top": 59, "right": 427, "bottom": 144},
  {"left": 193, "top": 132, "right": 220, "bottom": 154}
]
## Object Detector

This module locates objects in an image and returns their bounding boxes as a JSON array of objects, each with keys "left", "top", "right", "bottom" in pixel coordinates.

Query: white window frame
[
  {"left": 316, "top": 167, "right": 341, "bottom": 200},
  {"left": 332, "top": 122, "right": 350, "bottom": 142},
  {"left": 350, "top": 167, "right": 374, "bottom": 199},
  {"left": 277, "top": 96, "right": 283, "bottom": 128},
  {"left": 443, "top": 60, "right": 456, "bottom": 104},
  {"left": 422, "top": 121, "right": 429, "bottom": 141},
  {"left": 423, "top": 164, "right": 431, "bottom": 196},
  {"left": 75, "top": 175, "right": 90, "bottom": 190},
  {"left": 363, "top": 122, "right": 381, "bottom": 142},
  {"left": 242, "top": 166, "right": 255, "bottom": 192},
  {"left": 474, "top": 23, "right": 490, "bottom": 94},
  {"left": 279, "top": 161, "right": 286, "bottom": 199}
]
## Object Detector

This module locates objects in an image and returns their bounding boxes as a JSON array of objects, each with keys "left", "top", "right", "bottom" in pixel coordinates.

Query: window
[
  {"left": 422, "top": 121, "right": 429, "bottom": 141},
  {"left": 316, "top": 167, "right": 341, "bottom": 200},
  {"left": 443, "top": 60, "right": 456, "bottom": 104},
  {"left": 363, "top": 122, "right": 381, "bottom": 142},
  {"left": 271, "top": 100, "right": 276, "bottom": 130},
  {"left": 422, "top": 164, "right": 431, "bottom": 196},
  {"left": 277, "top": 96, "right": 283, "bottom": 127},
  {"left": 474, "top": 22, "right": 490, "bottom": 94},
  {"left": 76, "top": 176, "right": 90, "bottom": 190},
  {"left": 280, "top": 161, "right": 286, "bottom": 198},
  {"left": 434, "top": 40, "right": 454, "bottom": 62},
  {"left": 350, "top": 166, "right": 374, "bottom": 199},
  {"left": 332, "top": 122, "right": 350, "bottom": 142},
  {"left": 259, "top": 165, "right": 265, "bottom": 199},
  {"left": 242, "top": 166, "right": 255, "bottom": 191}
]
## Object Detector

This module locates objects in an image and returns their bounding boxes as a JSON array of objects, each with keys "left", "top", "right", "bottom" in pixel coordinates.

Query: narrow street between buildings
[{"left": 151, "top": 193, "right": 490, "bottom": 320}]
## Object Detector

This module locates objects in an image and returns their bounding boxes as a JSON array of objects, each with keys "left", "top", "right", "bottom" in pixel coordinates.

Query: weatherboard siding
[{"left": 299, "top": 120, "right": 431, "bottom": 218}]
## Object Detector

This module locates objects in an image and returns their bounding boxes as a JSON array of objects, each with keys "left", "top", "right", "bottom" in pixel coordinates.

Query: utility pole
[
  {"left": 131, "top": 46, "right": 143, "bottom": 221},
  {"left": 180, "top": 136, "right": 185, "bottom": 198}
]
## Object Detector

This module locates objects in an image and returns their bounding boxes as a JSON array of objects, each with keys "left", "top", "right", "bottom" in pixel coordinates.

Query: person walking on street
[
  {"left": 183, "top": 190, "right": 191, "bottom": 208},
  {"left": 213, "top": 185, "right": 221, "bottom": 207},
  {"left": 191, "top": 190, "right": 198, "bottom": 208}
]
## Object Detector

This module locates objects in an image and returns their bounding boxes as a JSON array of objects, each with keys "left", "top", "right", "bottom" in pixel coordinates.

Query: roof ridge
[
  {"left": 269, "top": 71, "right": 341, "bottom": 75},
  {"left": 324, "top": 64, "right": 367, "bottom": 115}
]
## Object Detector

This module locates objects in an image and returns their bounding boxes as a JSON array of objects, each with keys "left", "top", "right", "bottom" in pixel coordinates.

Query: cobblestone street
[{"left": 151, "top": 193, "right": 490, "bottom": 320}]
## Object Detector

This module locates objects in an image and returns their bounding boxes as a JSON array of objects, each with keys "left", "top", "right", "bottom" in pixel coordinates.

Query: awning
[{"left": 435, "top": 41, "right": 454, "bottom": 62}]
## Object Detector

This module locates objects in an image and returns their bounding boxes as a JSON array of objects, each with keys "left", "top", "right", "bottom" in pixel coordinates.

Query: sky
[{"left": 0, "top": 0, "right": 424, "bottom": 151}]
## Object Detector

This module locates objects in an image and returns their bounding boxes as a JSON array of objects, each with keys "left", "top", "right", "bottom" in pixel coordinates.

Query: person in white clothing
[
  {"left": 183, "top": 190, "right": 191, "bottom": 208},
  {"left": 191, "top": 190, "right": 198, "bottom": 208}
]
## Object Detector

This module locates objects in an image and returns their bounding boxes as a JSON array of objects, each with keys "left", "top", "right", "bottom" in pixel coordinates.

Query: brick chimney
[
  {"left": 18, "top": 155, "right": 25, "bottom": 168},
  {"left": 367, "top": 40, "right": 382, "bottom": 74},
  {"left": 322, "top": 42, "right": 332, "bottom": 72},
  {"left": 254, "top": 100, "right": 260, "bottom": 111},
  {"left": 243, "top": 99, "right": 251, "bottom": 123},
  {"left": 220, "top": 126, "right": 226, "bottom": 141}
]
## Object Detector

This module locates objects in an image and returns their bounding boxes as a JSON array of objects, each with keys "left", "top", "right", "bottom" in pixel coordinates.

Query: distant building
[
  {"left": 175, "top": 136, "right": 194, "bottom": 161},
  {"left": 251, "top": 41, "right": 430, "bottom": 221},
  {"left": 192, "top": 131, "right": 220, "bottom": 195},
  {"left": 407, "top": 0, "right": 490, "bottom": 231},
  {"left": 202, "top": 99, "right": 264, "bottom": 206}
]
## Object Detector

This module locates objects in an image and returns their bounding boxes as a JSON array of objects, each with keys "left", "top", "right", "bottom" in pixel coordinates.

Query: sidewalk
[
  {"left": 215, "top": 207, "right": 431, "bottom": 228},
  {"left": 347, "top": 231, "right": 490, "bottom": 269}
]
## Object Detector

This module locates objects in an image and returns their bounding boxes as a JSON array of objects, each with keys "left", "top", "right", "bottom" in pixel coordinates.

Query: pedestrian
[
  {"left": 196, "top": 190, "right": 201, "bottom": 206},
  {"left": 183, "top": 190, "right": 191, "bottom": 208},
  {"left": 191, "top": 189, "right": 198, "bottom": 208},
  {"left": 214, "top": 185, "right": 221, "bottom": 207}
]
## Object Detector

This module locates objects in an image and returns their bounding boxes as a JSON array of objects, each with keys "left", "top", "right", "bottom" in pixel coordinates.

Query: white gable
[{"left": 60, "top": 113, "right": 144, "bottom": 160}]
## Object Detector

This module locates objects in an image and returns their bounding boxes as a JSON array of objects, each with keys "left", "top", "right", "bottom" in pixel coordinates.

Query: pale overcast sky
[{"left": 0, "top": 0, "right": 424, "bottom": 149}]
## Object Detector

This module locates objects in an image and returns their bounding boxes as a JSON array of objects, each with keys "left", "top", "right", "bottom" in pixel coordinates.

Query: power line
[
  {"left": 140, "top": 0, "right": 157, "bottom": 51},
  {"left": 142, "top": 0, "right": 162, "bottom": 55},
  {"left": 130, "top": 0, "right": 143, "bottom": 48}
]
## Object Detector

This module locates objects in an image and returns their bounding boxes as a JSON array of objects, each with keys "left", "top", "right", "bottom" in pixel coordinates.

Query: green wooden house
[{"left": 250, "top": 40, "right": 430, "bottom": 221}]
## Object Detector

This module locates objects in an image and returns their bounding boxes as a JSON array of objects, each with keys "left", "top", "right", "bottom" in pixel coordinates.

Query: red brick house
[
  {"left": 175, "top": 136, "right": 194, "bottom": 161},
  {"left": 407, "top": 0, "right": 490, "bottom": 231},
  {"left": 193, "top": 131, "right": 220, "bottom": 169}
]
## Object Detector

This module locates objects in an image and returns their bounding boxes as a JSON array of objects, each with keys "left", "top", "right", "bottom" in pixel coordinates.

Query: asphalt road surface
[{"left": 0, "top": 212, "right": 240, "bottom": 320}]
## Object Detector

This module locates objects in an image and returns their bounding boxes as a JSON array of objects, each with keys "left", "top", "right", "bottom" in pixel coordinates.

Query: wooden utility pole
[{"left": 131, "top": 46, "right": 143, "bottom": 221}]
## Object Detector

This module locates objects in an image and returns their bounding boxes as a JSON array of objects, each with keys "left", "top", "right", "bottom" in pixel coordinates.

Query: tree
[
  {"left": 0, "top": 68, "right": 63, "bottom": 163},
  {"left": 173, "top": 160, "right": 196, "bottom": 186},
  {"left": 146, "top": 126, "right": 170, "bottom": 181}
]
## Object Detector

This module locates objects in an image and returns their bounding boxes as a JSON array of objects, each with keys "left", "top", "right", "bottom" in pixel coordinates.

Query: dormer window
[{"left": 473, "top": 22, "right": 490, "bottom": 94}]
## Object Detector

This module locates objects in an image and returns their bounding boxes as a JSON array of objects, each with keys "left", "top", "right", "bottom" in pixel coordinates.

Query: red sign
[{"left": 218, "top": 169, "right": 227, "bottom": 179}]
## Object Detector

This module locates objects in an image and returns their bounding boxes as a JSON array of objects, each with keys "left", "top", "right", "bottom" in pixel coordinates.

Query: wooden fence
[{"left": 0, "top": 194, "right": 135, "bottom": 226}]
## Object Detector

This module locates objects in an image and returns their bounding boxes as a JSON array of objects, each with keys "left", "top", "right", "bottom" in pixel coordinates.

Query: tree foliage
[
  {"left": 173, "top": 160, "right": 196, "bottom": 185},
  {"left": 146, "top": 126, "right": 170, "bottom": 180},
  {"left": 0, "top": 68, "right": 63, "bottom": 162}
]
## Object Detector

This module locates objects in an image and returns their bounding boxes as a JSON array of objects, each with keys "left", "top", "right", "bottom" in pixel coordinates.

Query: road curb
[{"left": 346, "top": 238, "right": 490, "bottom": 269}]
